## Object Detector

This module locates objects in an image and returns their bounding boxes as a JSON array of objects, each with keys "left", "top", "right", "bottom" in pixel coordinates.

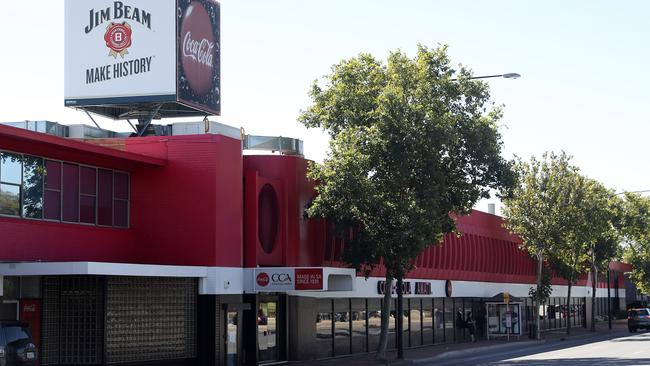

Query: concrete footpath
[{"left": 290, "top": 320, "right": 628, "bottom": 366}]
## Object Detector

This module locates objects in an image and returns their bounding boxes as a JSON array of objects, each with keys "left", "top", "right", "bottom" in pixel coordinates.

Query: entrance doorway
[
  {"left": 257, "top": 299, "right": 279, "bottom": 363},
  {"left": 225, "top": 311, "right": 239, "bottom": 366}
]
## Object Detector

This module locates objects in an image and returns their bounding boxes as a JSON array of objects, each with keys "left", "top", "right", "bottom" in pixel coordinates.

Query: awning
[{"left": 487, "top": 292, "right": 523, "bottom": 303}]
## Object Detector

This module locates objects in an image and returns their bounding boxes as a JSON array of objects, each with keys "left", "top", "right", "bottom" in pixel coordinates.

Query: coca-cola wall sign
[{"left": 64, "top": 0, "right": 220, "bottom": 118}]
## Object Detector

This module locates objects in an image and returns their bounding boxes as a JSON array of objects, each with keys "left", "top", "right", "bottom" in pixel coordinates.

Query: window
[
  {"left": 44, "top": 160, "right": 61, "bottom": 220},
  {"left": 367, "top": 299, "right": 381, "bottom": 352},
  {"left": 113, "top": 172, "right": 129, "bottom": 227},
  {"left": 0, "top": 150, "right": 129, "bottom": 228},
  {"left": 79, "top": 167, "right": 96, "bottom": 224},
  {"left": 315, "top": 299, "right": 333, "bottom": 359},
  {"left": 434, "top": 298, "right": 444, "bottom": 343},
  {"left": 62, "top": 163, "right": 79, "bottom": 222},
  {"left": 97, "top": 169, "right": 113, "bottom": 225},
  {"left": 0, "top": 153, "right": 22, "bottom": 216},
  {"left": 351, "top": 299, "right": 366, "bottom": 353},
  {"left": 334, "top": 299, "right": 350, "bottom": 356},
  {"left": 22, "top": 156, "right": 43, "bottom": 218},
  {"left": 410, "top": 299, "right": 422, "bottom": 347},
  {"left": 422, "top": 299, "right": 434, "bottom": 345}
]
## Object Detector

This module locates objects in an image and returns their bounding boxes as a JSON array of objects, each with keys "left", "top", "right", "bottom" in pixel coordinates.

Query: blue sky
[{"left": 2, "top": 1, "right": 650, "bottom": 211}]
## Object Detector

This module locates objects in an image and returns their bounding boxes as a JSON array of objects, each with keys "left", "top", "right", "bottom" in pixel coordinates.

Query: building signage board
[
  {"left": 295, "top": 268, "right": 324, "bottom": 290},
  {"left": 64, "top": 0, "right": 220, "bottom": 118},
  {"left": 377, "top": 280, "right": 432, "bottom": 295},
  {"left": 254, "top": 268, "right": 324, "bottom": 292}
]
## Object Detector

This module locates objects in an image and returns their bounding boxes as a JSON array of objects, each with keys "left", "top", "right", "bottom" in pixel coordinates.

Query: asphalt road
[{"left": 428, "top": 330, "right": 650, "bottom": 366}]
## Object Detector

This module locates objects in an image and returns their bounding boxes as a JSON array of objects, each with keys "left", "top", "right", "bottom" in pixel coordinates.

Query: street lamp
[
  {"left": 451, "top": 73, "right": 521, "bottom": 81},
  {"left": 613, "top": 189, "right": 650, "bottom": 196}
]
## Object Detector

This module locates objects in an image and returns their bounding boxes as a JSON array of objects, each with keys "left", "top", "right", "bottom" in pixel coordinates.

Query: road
[{"left": 428, "top": 330, "right": 650, "bottom": 365}]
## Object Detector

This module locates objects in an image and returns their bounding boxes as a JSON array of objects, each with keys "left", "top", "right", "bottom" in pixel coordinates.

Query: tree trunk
[
  {"left": 536, "top": 253, "right": 543, "bottom": 340},
  {"left": 566, "top": 281, "right": 572, "bottom": 335},
  {"left": 591, "top": 265, "right": 597, "bottom": 332},
  {"left": 396, "top": 277, "right": 404, "bottom": 359},
  {"left": 376, "top": 274, "right": 393, "bottom": 360}
]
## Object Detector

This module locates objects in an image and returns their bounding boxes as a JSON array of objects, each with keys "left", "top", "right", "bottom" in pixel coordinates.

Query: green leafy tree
[
  {"left": 584, "top": 184, "right": 621, "bottom": 332},
  {"left": 501, "top": 152, "right": 581, "bottom": 340},
  {"left": 551, "top": 177, "right": 619, "bottom": 334},
  {"left": 621, "top": 193, "right": 650, "bottom": 295},
  {"left": 299, "top": 45, "right": 514, "bottom": 359}
]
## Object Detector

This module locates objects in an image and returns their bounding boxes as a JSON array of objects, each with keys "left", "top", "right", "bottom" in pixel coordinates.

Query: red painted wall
[
  {"left": 0, "top": 216, "right": 136, "bottom": 262},
  {"left": 125, "top": 134, "right": 243, "bottom": 267},
  {"left": 243, "top": 155, "right": 324, "bottom": 268},
  {"left": 0, "top": 131, "right": 243, "bottom": 267}
]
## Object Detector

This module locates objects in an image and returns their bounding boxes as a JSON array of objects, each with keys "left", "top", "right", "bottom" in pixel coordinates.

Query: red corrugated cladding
[{"left": 0, "top": 124, "right": 630, "bottom": 287}]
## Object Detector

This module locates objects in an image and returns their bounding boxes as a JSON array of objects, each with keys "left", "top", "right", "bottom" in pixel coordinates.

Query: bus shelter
[{"left": 485, "top": 292, "right": 522, "bottom": 340}]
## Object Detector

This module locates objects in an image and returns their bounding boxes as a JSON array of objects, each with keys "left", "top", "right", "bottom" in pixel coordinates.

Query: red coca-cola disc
[
  {"left": 256, "top": 273, "right": 270, "bottom": 287},
  {"left": 180, "top": 2, "right": 215, "bottom": 96}
]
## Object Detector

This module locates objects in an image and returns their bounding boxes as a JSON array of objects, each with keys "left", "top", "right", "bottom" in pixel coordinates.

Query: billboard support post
[
  {"left": 84, "top": 110, "right": 102, "bottom": 130},
  {"left": 136, "top": 104, "right": 163, "bottom": 137}
]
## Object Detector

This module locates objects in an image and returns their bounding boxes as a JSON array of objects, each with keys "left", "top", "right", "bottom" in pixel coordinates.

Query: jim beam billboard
[{"left": 64, "top": 0, "right": 220, "bottom": 118}]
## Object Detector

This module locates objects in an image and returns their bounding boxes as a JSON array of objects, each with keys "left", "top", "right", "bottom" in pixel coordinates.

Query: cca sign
[{"left": 271, "top": 273, "right": 292, "bottom": 282}]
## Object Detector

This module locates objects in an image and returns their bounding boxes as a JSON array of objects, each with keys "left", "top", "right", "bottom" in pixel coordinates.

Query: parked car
[
  {"left": 628, "top": 308, "right": 650, "bottom": 332},
  {"left": 0, "top": 321, "right": 37, "bottom": 366}
]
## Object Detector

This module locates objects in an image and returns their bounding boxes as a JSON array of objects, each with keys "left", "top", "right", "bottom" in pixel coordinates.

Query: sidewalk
[{"left": 290, "top": 320, "right": 628, "bottom": 366}]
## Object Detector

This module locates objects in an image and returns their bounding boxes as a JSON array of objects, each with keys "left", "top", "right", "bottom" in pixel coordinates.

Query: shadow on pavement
[{"left": 493, "top": 358, "right": 650, "bottom": 365}]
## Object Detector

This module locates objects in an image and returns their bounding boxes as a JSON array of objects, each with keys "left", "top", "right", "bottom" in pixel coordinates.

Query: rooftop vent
[
  {"left": 243, "top": 135, "right": 303, "bottom": 156},
  {"left": 3, "top": 121, "right": 69, "bottom": 137},
  {"left": 2, "top": 121, "right": 119, "bottom": 139}
]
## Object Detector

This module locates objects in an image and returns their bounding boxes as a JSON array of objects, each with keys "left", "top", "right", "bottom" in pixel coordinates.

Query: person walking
[
  {"left": 466, "top": 311, "right": 477, "bottom": 343},
  {"left": 455, "top": 308, "right": 465, "bottom": 342}
]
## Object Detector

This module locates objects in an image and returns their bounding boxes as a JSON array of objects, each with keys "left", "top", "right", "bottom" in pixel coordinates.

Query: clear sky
[{"left": 2, "top": 1, "right": 650, "bottom": 213}]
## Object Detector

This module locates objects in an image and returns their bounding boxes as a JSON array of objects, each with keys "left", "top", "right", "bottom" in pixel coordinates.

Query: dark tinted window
[
  {"left": 637, "top": 309, "right": 649, "bottom": 316},
  {"left": 62, "top": 163, "right": 79, "bottom": 222},
  {"left": 97, "top": 169, "right": 113, "bottom": 225},
  {"left": 3, "top": 326, "right": 30, "bottom": 345}
]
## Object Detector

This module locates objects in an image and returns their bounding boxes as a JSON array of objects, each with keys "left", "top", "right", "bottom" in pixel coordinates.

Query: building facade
[{"left": 0, "top": 121, "right": 629, "bottom": 365}]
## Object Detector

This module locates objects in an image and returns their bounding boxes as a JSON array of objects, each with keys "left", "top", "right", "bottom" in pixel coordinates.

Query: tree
[
  {"left": 299, "top": 45, "right": 514, "bottom": 359},
  {"left": 550, "top": 177, "right": 619, "bottom": 334},
  {"left": 501, "top": 152, "right": 582, "bottom": 340},
  {"left": 546, "top": 173, "right": 588, "bottom": 336},
  {"left": 621, "top": 193, "right": 650, "bottom": 295}
]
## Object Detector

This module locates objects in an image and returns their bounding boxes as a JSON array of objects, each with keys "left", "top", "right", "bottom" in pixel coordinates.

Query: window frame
[{"left": 0, "top": 149, "right": 130, "bottom": 229}]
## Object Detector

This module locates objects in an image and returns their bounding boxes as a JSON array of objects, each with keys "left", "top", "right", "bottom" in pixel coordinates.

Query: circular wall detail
[{"left": 258, "top": 184, "right": 279, "bottom": 254}]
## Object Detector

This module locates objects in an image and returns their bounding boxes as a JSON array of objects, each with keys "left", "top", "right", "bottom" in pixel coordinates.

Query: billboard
[{"left": 64, "top": 0, "right": 220, "bottom": 118}]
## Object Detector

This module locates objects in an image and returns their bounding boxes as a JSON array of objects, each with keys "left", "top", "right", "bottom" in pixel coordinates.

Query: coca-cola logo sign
[
  {"left": 183, "top": 32, "right": 214, "bottom": 67},
  {"left": 180, "top": 2, "right": 214, "bottom": 96},
  {"left": 177, "top": 0, "right": 220, "bottom": 114},
  {"left": 256, "top": 273, "right": 270, "bottom": 287}
]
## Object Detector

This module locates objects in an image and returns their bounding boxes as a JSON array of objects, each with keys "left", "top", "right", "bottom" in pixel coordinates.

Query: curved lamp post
[{"left": 451, "top": 72, "right": 521, "bottom": 81}]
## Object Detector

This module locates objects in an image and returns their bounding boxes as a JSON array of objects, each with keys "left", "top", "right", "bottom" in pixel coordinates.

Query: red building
[{"left": 0, "top": 121, "right": 628, "bottom": 365}]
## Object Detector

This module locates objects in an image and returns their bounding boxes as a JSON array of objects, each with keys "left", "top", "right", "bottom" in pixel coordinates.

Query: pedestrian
[
  {"left": 466, "top": 311, "right": 477, "bottom": 342},
  {"left": 456, "top": 308, "right": 465, "bottom": 330},
  {"left": 435, "top": 308, "right": 443, "bottom": 329}
]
